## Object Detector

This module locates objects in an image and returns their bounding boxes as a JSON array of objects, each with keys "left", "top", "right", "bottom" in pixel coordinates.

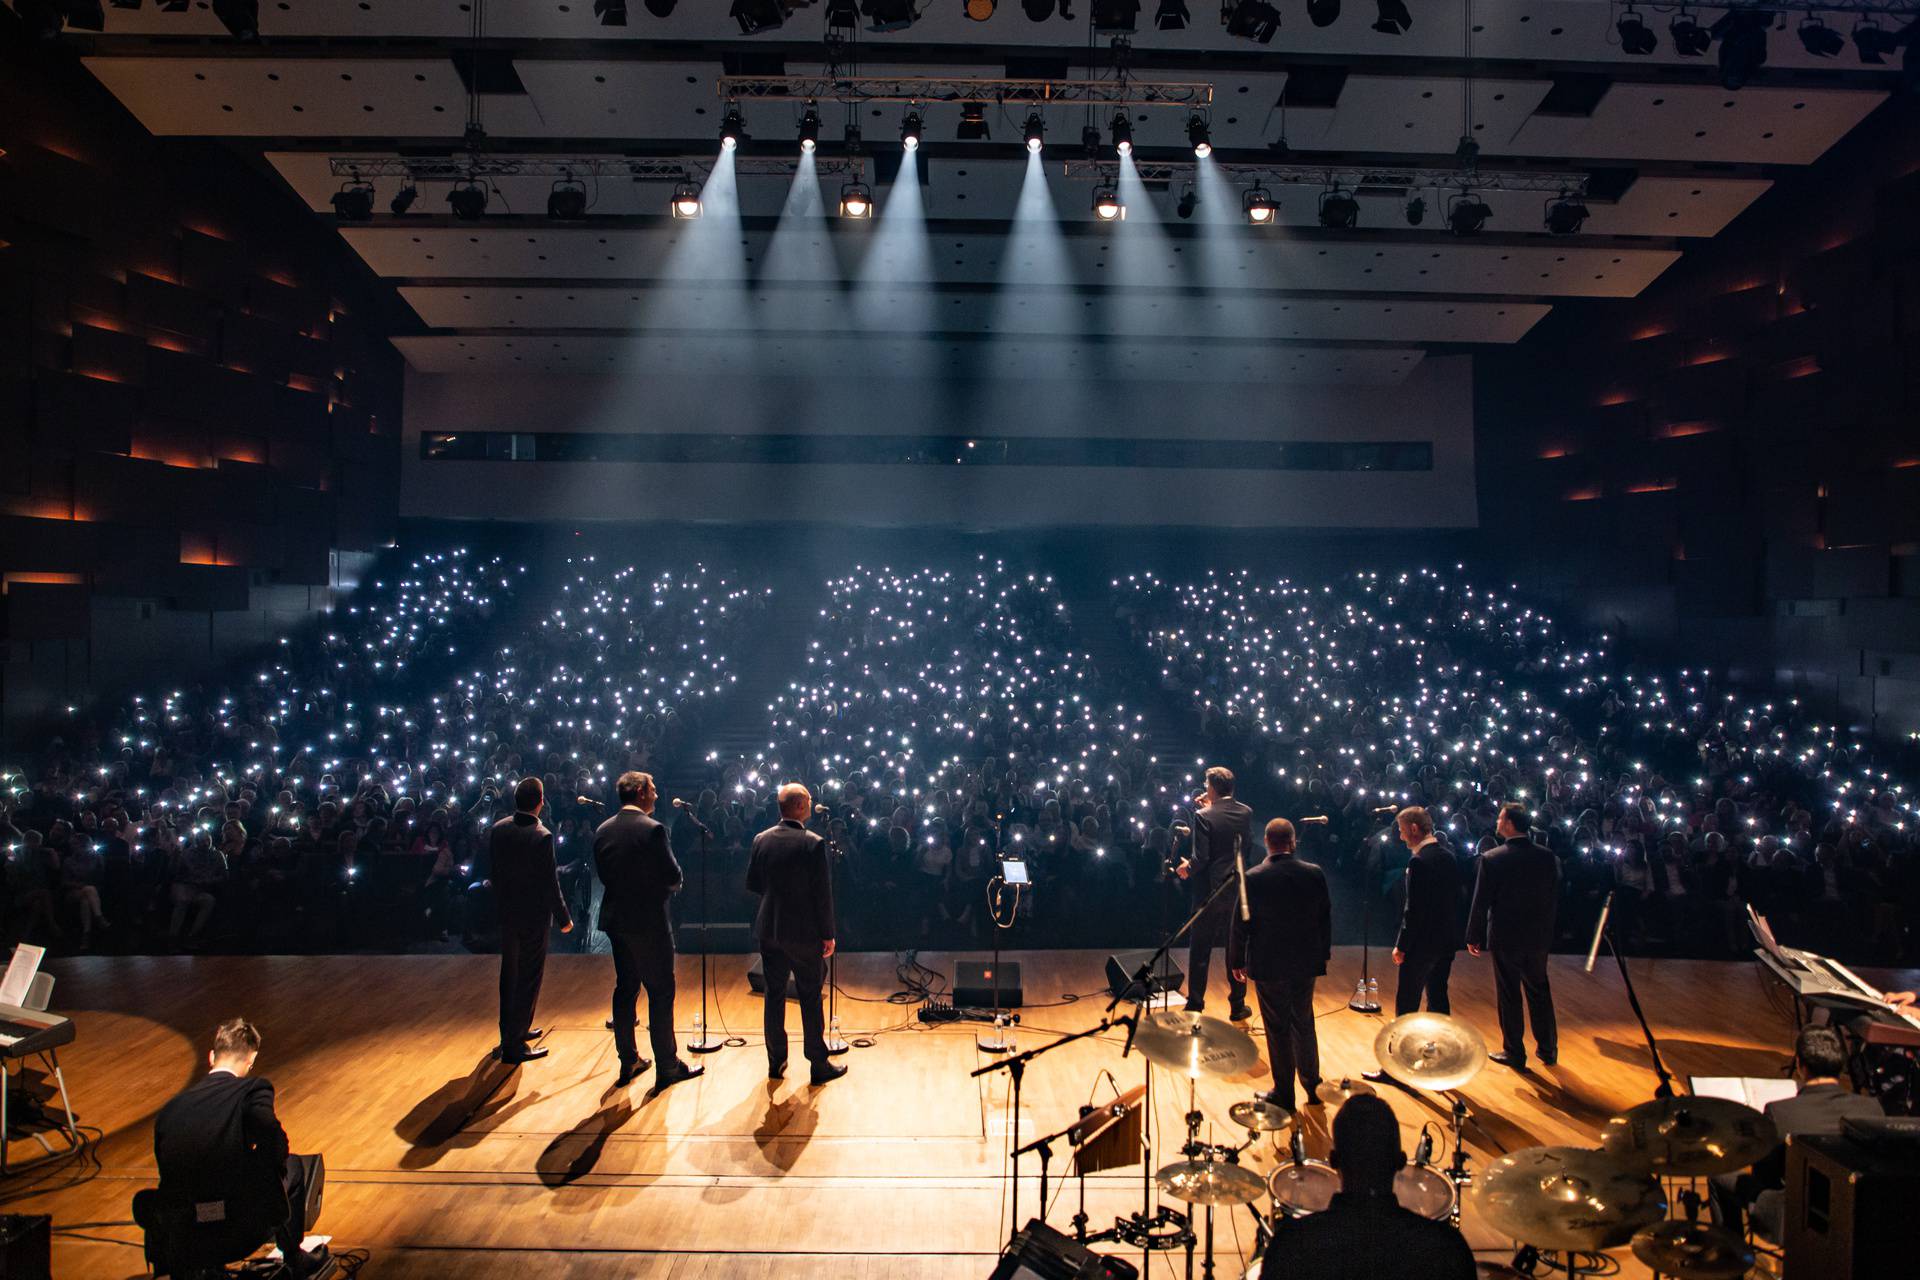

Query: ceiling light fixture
[
  {"left": 447, "top": 180, "right": 489, "bottom": 221},
  {"left": 1544, "top": 193, "right": 1590, "bottom": 235},
  {"left": 1187, "top": 114, "right": 1212, "bottom": 158},
  {"left": 1796, "top": 16, "right": 1844, "bottom": 58},
  {"left": 1222, "top": 0, "right": 1280, "bottom": 42},
  {"left": 1372, "top": 0, "right": 1411, "bottom": 36},
  {"left": 1176, "top": 184, "right": 1198, "bottom": 218},
  {"left": 1317, "top": 185, "right": 1359, "bottom": 229},
  {"left": 1446, "top": 190, "right": 1492, "bottom": 236},
  {"left": 1711, "top": 9, "right": 1771, "bottom": 90},
  {"left": 389, "top": 184, "right": 419, "bottom": 215},
  {"left": 839, "top": 181, "right": 874, "bottom": 218},
  {"left": 1110, "top": 111, "right": 1133, "bottom": 156},
  {"left": 1852, "top": 20, "right": 1900, "bottom": 63},
  {"left": 1404, "top": 194, "right": 1426, "bottom": 226},
  {"left": 1090, "top": 0, "right": 1139, "bottom": 33},
  {"left": 900, "top": 110, "right": 924, "bottom": 150},
  {"left": 1024, "top": 111, "right": 1047, "bottom": 153},
  {"left": 720, "top": 105, "right": 746, "bottom": 150},
  {"left": 964, "top": 0, "right": 997, "bottom": 19},
  {"left": 1092, "top": 183, "right": 1125, "bottom": 220},
  {"left": 330, "top": 180, "right": 375, "bottom": 222},
  {"left": 1670, "top": 10, "right": 1711, "bottom": 56},
  {"left": 548, "top": 178, "right": 589, "bottom": 220},
  {"left": 1022, "top": 0, "right": 1058, "bottom": 19},
  {"left": 863, "top": 0, "right": 921, "bottom": 32},
  {"left": 731, "top": 0, "right": 785, "bottom": 34},
  {"left": 670, "top": 180, "right": 702, "bottom": 218},
  {"left": 798, "top": 105, "right": 822, "bottom": 154},
  {"left": 1306, "top": 0, "right": 1340, "bottom": 28},
  {"left": 1155, "top": 0, "right": 1189, "bottom": 28},
  {"left": 1243, "top": 184, "right": 1276, "bottom": 224},
  {"left": 593, "top": 0, "right": 628, "bottom": 24},
  {"left": 1617, "top": 6, "right": 1657, "bottom": 55},
  {"left": 958, "top": 102, "right": 990, "bottom": 139}
]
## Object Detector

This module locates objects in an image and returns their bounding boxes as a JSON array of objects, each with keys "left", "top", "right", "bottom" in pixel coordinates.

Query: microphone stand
[
  {"left": 1349, "top": 812, "right": 1397, "bottom": 1014},
  {"left": 824, "top": 829, "right": 847, "bottom": 1055},
  {"left": 679, "top": 806, "right": 723, "bottom": 1055},
  {"left": 1590, "top": 889, "right": 1677, "bottom": 1100}
]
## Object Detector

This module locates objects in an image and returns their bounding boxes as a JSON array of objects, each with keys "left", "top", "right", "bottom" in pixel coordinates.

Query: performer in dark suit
[
  {"left": 594, "top": 771, "right": 702, "bottom": 1093},
  {"left": 1466, "top": 802, "right": 1559, "bottom": 1070},
  {"left": 1230, "top": 818, "right": 1332, "bottom": 1113},
  {"left": 747, "top": 783, "right": 846, "bottom": 1086},
  {"left": 1176, "top": 766, "right": 1254, "bottom": 1020},
  {"left": 1391, "top": 805, "right": 1464, "bottom": 1015},
  {"left": 489, "top": 776, "right": 572, "bottom": 1064},
  {"left": 151, "top": 1019, "right": 324, "bottom": 1277}
]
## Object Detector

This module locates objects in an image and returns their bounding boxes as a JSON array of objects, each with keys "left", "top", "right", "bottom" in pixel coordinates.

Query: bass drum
[
  {"left": 1266, "top": 1159, "right": 1339, "bottom": 1219},
  {"left": 1394, "top": 1164, "right": 1457, "bottom": 1220}
]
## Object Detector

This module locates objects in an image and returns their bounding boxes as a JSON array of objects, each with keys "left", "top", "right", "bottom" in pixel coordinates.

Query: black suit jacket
[
  {"left": 1465, "top": 836, "right": 1559, "bottom": 956},
  {"left": 1228, "top": 853, "right": 1332, "bottom": 983},
  {"left": 747, "top": 819, "right": 835, "bottom": 954},
  {"left": 153, "top": 1071, "right": 290, "bottom": 1236},
  {"left": 1190, "top": 798, "right": 1254, "bottom": 902},
  {"left": 1395, "top": 837, "right": 1464, "bottom": 957},
  {"left": 489, "top": 811, "right": 570, "bottom": 931},
  {"left": 592, "top": 806, "right": 682, "bottom": 937},
  {"left": 1749, "top": 1082, "right": 1884, "bottom": 1189}
]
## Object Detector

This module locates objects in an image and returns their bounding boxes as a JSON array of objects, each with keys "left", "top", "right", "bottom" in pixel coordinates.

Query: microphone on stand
[
  {"left": 1297, "top": 815, "right": 1331, "bottom": 825},
  {"left": 1585, "top": 890, "right": 1615, "bottom": 974},
  {"left": 575, "top": 796, "right": 604, "bottom": 807},
  {"left": 672, "top": 797, "right": 694, "bottom": 811},
  {"left": 1414, "top": 1131, "right": 1435, "bottom": 1166},
  {"left": 1119, "top": 1011, "right": 1140, "bottom": 1058},
  {"left": 1235, "top": 835, "right": 1251, "bottom": 922},
  {"left": 1289, "top": 1129, "right": 1306, "bottom": 1165},
  {"left": 1371, "top": 805, "right": 1398, "bottom": 814}
]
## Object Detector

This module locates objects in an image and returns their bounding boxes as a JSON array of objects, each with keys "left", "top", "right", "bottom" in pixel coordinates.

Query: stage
[{"left": 9, "top": 946, "right": 1908, "bottom": 1279}]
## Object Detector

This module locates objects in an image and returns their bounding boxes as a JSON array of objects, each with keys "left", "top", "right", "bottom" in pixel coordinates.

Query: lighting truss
[
  {"left": 715, "top": 75, "right": 1213, "bottom": 109},
  {"left": 327, "top": 156, "right": 866, "bottom": 183},
  {"left": 1063, "top": 159, "right": 1591, "bottom": 197},
  {"left": 1566, "top": 0, "right": 1917, "bottom": 12}
]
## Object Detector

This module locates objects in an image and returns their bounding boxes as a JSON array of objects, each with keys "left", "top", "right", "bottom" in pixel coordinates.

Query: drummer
[{"left": 1266, "top": 1095, "right": 1476, "bottom": 1280}]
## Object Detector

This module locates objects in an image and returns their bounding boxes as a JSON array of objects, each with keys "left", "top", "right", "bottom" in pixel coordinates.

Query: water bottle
[{"left": 691, "top": 1010, "right": 705, "bottom": 1043}]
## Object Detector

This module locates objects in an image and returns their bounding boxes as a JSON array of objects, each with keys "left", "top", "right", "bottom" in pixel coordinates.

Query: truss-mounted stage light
[
  {"left": 1109, "top": 112, "right": 1133, "bottom": 156},
  {"left": 1081, "top": 124, "right": 1102, "bottom": 158},
  {"left": 839, "top": 181, "right": 874, "bottom": 218},
  {"left": 330, "top": 180, "right": 376, "bottom": 222},
  {"left": 1023, "top": 112, "right": 1047, "bottom": 153},
  {"left": 798, "top": 105, "right": 822, "bottom": 154},
  {"left": 1155, "top": 0, "right": 1189, "bottom": 29},
  {"left": 720, "top": 105, "right": 746, "bottom": 150},
  {"left": 389, "top": 184, "right": 419, "bottom": 215},
  {"left": 211, "top": 0, "right": 258, "bottom": 40},
  {"left": 958, "top": 102, "right": 990, "bottom": 139},
  {"left": 548, "top": 178, "right": 589, "bottom": 220},
  {"left": 863, "top": 0, "right": 920, "bottom": 32},
  {"left": 644, "top": 0, "right": 678, "bottom": 14},
  {"left": 1712, "top": 9, "right": 1770, "bottom": 90},
  {"left": 1404, "top": 194, "right": 1426, "bottom": 226},
  {"left": 1243, "top": 184, "right": 1276, "bottom": 225},
  {"left": 593, "top": 0, "right": 628, "bottom": 24},
  {"left": 1021, "top": 0, "right": 1057, "bottom": 18},
  {"left": 1797, "top": 16, "right": 1845, "bottom": 58},
  {"left": 964, "top": 0, "right": 997, "bottom": 19},
  {"left": 1544, "top": 193, "right": 1590, "bottom": 235},
  {"left": 1670, "top": 10, "right": 1711, "bottom": 56},
  {"left": 1446, "top": 191, "right": 1491, "bottom": 236},
  {"left": 1317, "top": 185, "right": 1359, "bottom": 229},
  {"left": 1092, "top": 183, "right": 1125, "bottom": 220},
  {"left": 1187, "top": 114, "right": 1212, "bottom": 158},
  {"left": 1176, "top": 184, "right": 1198, "bottom": 218},
  {"left": 1222, "top": 0, "right": 1279, "bottom": 43},
  {"left": 447, "top": 180, "right": 489, "bottom": 221},
  {"left": 1371, "top": 0, "right": 1410, "bottom": 36},
  {"left": 825, "top": 0, "right": 859, "bottom": 29},
  {"left": 1617, "top": 6, "right": 1657, "bottom": 56},
  {"left": 1853, "top": 20, "right": 1901, "bottom": 63},
  {"left": 731, "top": 0, "right": 785, "bottom": 34},
  {"left": 900, "top": 110, "right": 924, "bottom": 150},
  {"left": 1091, "top": 0, "right": 1138, "bottom": 33},
  {"left": 670, "top": 180, "right": 703, "bottom": 218},
  {"left": 1306, "top": 0, "right": 1340, "bottom": 28},
  {"left": 65, "top": 1, "right": 107, "bottom": 32}
]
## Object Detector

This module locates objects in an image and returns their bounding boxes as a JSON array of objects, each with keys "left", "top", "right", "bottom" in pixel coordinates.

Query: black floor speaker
[
  {"left": 745, "top": 956, "right": 799, "bottom": 999},
  {"left": 1105, "top": 949, "right": 1184, "bottom": 1001},
  {"left": 1784, "top": 1133, "right": 1920, "bottom": 1280},
  {"left": 0, "top": 1215, "right": 50, "bottom": 1280},
  {"left": 954, "top": 960, "right": 1023, "bottom": 1009}
]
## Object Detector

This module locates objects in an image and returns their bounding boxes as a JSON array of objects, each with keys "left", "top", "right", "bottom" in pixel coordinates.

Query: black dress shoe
[
  {"left": 810, "top": 1061, "right": 849, "bottom": 1086},
  {"left": 1183, "top": 1002, "right": 1204, "bottom": 1015},
  {"left": 1301, "top": 1081, "right": 1325, "bottom": 1105},
  {"left": 499, "top": 1045, "right": 550, "bottom": 1064},
  {"left": 1259, "top": 1089, "right": 1295, "bottom": 1114},
  {"left": 1488, "top": 1051, "right": 1529, "bottom": 1072},
  {"left": 768, "top": 1059, "right": 787, "bottom": 1079},
  {"left": 523, "top": 1027, "right": 547, "bottom": 1041},
  {"left": 1538, "top": 1053, "right": 1558, "bottom": 1067},
  {"left": 615, "top": 1057, "right": 651, "bottom": 1088},
  {"left": 1228, "top": 1005, "right": 1254, "bottom": 1023},
  {"left": 647, "top": 1061, "right": 705, "bottom": 1097}
]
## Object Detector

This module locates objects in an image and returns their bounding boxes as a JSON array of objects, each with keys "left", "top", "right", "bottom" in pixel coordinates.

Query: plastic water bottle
[{"left": 691, "top": 1010, "right": 705, "bottom": 1043}]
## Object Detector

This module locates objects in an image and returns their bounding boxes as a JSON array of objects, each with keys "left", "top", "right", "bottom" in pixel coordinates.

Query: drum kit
[{"left": 1126, "top": 1010, "right": 1771, "bottom": 1280}]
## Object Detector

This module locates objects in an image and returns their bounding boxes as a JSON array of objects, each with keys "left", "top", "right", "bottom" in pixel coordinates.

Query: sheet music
[
  {"left": 0, "top": 944, "right": 45, "bottom": 1009},
  {"left": 1690, "top": 1076, "right": 1799, "bottom": 1109}
]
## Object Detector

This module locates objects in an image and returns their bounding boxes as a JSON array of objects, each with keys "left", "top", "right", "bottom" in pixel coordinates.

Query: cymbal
[
  {"left": 1230, "top": 1098, "right": 1291, "bottom": 1132},
  {"left": 1134, "top": 1010, "right": 1260, "bottom": 1078},
  {"left": 1154, "top": 1157, "right": 1266, "bottom": 1206},
  {"left": 1630, "top": 1220, "right": 1755, "bottom": 1280},
  {"left": 1315, "top": 1076, "right": 1377, "bottom": 1106},
  {"left": 1373, "top": 1013, "right": 1487, "bottom": 1092},
  {"left": 1472, "top": 1146, "right": 1668, "bottom": 1251},
  {"left": 1601, "top": 1096, "right": 1779, "bottom": 1176}
]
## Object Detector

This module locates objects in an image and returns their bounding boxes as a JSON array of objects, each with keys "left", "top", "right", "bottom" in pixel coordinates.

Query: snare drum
[
  {"left": 1393, "top": 1164, "right": 1457, "bottom": 1221},
  {"left": 1266, "top": 1159, "right": 1339, "bottom": 1218}
]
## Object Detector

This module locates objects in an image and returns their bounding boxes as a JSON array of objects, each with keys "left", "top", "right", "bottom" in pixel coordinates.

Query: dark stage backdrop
[{"left": 0, "top": 37, "right": 405, "bottom": 743}]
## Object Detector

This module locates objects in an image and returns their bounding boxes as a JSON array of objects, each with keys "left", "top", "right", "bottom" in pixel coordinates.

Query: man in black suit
[
  {"left": 1708, "top": 1026, "right": 1883, "bottom": 1238},
  {"left": 1230, "top": 818, "right": 1332, "bottom": 1113},
  {"left": 594, "top": 771, "right": 702, "bottom": 1093},
  {"left": 1391, "top": 805, "right": 1464, "bottom": 1015},
  {"left": 1466, "top": 802, "right": 1558, "bottom": 1070},
  {"left": 490, "top": 776, "right": 572, "bottom": 1064},
  {"left": 1176, "top": 766, "right": 1254, "bottom": 1021},
  {"left": 150, "top": 1019, "right": 325, "bottom": 1277},
  {"left": 747, "top": 783, "right": 846, "bottom": 1086}
]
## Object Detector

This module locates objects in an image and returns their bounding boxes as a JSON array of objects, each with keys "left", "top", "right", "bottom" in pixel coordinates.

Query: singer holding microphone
[
  {"left": 1176, "top": 767, "right": 1254, "bottom": 1020},
  {"left": 1230, "top": 818, "right": 1332, "bottom": 1114}
]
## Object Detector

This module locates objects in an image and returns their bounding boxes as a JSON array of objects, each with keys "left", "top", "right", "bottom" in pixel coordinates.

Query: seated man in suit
[
  {"left": 1265, "top": 1094, "right": 1476, "bottom": 1280},
  {"left": 1708, "top": 1025, "right": 1883, "bottom": 1240},
  {"left": 148, "top": 1018, "right": 326, "bottom": 1278}
]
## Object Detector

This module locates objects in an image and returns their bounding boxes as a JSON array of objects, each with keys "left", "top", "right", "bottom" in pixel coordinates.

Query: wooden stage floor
[{"left": 10, "top": 946, "right": 1910, "bottom": 1279}]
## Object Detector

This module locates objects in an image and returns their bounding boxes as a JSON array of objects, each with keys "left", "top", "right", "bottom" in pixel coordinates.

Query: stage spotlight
[
  {"left": 1853, "top": 20, "right": 1900, "bottom": 63},
  {"left": 1222, "top": 0, "right": 1279, "bottom": 43},
  {"left": 965, "top": 0, "right": 996, "bottom": 17},
  {"left": 1243, "top": 184, "right": 1276, "bottom": 225},
  {"left": 1372, "top": 0, "right": 1411, "bottom": 36},
  {"left": 900, "top": 110, "right": 923, "bottom": 150},
  {"left": 548, "top": 178, "right": 589, "bottom": 220},
  {"left": 1023, "top": 112, "right": 1046, "bottom": 153},
  {"left": 863, "top": 0, "right": 920, "bottom": 31},
  {"left": 644, "top": 0, "right": 678, "bottom": 13},
  {"left": 1092, "top": 184, "right": 1125, "bottom": 220},
  {"left": 1155, "top": 0, "right": 1189, "bottom": 29},
  {"left": 389, "top": 184, "right": 419, "bottom": 215},
  {"left": 1544, "top": 193, "right": 1589, "bottom": 235},
  {"left": 1617, "top": 7, "right": 1657, "bottom": 55},
  {"left": 1712, "top": 9, "right": 1770, "bottom": 90},
  {"left": 1091, "top": 0, "right": 1138, "bottom": 32},
  {"left": 845, "top": 122, "right": 863, "bottom": 151},
  {"left": 958, "top": 103, "right": 990, "bottom": 139},
  {"left": 720, "top": 106, "right": 746, "bottom": 150},
  {"left": 731, "top": 0, "right": 784, "bottom": 33},
  {"left": 825, "top": 0, "right": 859, "bottom": 27},
  {"left": 593, "top": 0, "right": 628, "bottom": 24},
  {"left": 1176, "top": 185, "right": 1198, "bottom": 219},
  {"left": 1670, "top": 10, "right": 1711, "bottom": 56},
  {"left": 798, "top": 105, "right": 822, "bottom": 153},
  {"left": 839, "top": 181, "right": 874, "bottom": 218},
  {"left": 670, "top": 180, "right": 702, "bottom": 218},
  {"left": 211, "top": 0, "right": 258, "bottom": 40},
  {"left": 1187, "top": 114, "right": 1212, "bottom": 158},
  {"left": 1081, "top": 125, "right": 1102, "bottom": 158},
  {"left": 1317, "top": 185, "right": 1359, "bottom": 229},
  {"left": 447, "top": 180, "right": 489, "bottom": 221},
  {"left": 1404, "top": 194, "right": 1426, "bottom": 226},
  {"left": 1109, "top": 112, "right": 1133, "bottom": 156},
  {"left": 330, "top": 180, "right": 375, "bottom": 222},
  {"left": 1797, "top": 17, "right": 1844, "bottom": 58},
  {"left": 1446, "top": 191, "right": 1491, "bottom": 236},
  {"left": 1022, "top": 0, "right": 1057, "bottom": 18},
  {"left": 1307, "top": 0, "right": 1340, "bottom": 28}
]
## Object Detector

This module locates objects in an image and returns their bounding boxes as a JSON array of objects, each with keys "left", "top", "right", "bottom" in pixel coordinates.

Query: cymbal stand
[
  {"left": 1443, "top": 1091, "right": 1471, "bottom": 1226},
  {"left": 682, "top": 809, "right": 723, "bottom": 1055}
]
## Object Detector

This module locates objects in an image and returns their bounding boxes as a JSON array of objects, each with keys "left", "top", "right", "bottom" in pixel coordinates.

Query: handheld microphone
[
  {"left": 1371, "top": 805, "right": 1398, "bottom": 814},
  {"left": 1585, "top": 890, "right": 1614, "bottom": 974},
  {"left": 1414, "top": 1131, "right": 1434, "bottom": 1166},
  {"left": 1290, "top": 1129, "right": 1306, "bottom": 1165},
  {"left": 576, "top": 796, "right": 604, "bottom": 807},
  {"left": 672, "top": 797, "right": 693, "bottom": 811},
  {"left": 1297, "top": 815, "right": 1330, "bottom": 825}
]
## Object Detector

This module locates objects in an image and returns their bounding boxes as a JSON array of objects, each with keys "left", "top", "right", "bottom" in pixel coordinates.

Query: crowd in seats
[{"left": 1118, "top": 566, "right": 1920, "bottom": 963}]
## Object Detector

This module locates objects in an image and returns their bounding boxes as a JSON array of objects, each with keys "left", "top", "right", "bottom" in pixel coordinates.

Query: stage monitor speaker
[
  {"left": 1105, "top": 950, "right": 1183, "bottom": 1002},
  {"left": 954, "top": 960, "right": 1023, "bottom": 1009},
  {"left": 1784, "top": 1133, "right": 1920, "bottom": 1280},
  {"left": 745, "top": 957, "right": 799, "bottom": 1000},
  {"left": 988, "top": 1219, "right": 1137, "bottom": 1279},
  {"left": 0, "top": 1215, "right": 50, "bottom": 1280}
]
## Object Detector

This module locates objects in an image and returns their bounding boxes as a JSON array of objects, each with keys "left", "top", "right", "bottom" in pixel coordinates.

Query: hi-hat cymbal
[
  {"left": 1155, "top": 1157, "right": 1266, "bottom": 1206},
  {"left": 1630, "top": 1220, "right": 1755, "bottom": 1280},
  {"left": 1373, "top": 1013, "right": 1487, "bottom": 1091},
  {"left": 1135, "top": 1010, "right": 1260, "bottom": 1078},
  {"left": 1472, "top": 1146, "right": 1668, "bottom": 1251},
  {"left": 1315, "top": 1076, "right": 1378, "bottom": 1106},
  {"left": 1600, "top": 1096, "right": 1779, "bottom": 1176},
  {"left": 1230, "top": 1098, "right": 1291, "bottom": 1132}
]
